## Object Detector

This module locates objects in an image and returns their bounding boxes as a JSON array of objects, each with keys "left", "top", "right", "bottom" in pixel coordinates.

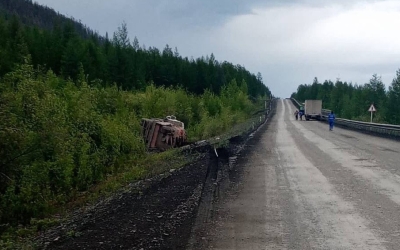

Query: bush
[{"left": 0, "top": 61, "right": 265, "bottom": 228}]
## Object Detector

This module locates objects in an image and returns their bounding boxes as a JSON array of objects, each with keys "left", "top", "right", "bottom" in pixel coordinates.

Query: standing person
[
  {"left": 299, "top": 105, "right": 304, "bottom": 120},
  {"left": 294, "top": 110, "right": 299, "bottom": 120},
  {"left": 328, "top": 111, "right": 335, "bottom": 131}
]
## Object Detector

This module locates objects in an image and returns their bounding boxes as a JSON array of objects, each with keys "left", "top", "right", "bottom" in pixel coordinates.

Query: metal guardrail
[
  {"left": 183, "top": 99, "right": 276, "bottom": 151},
  {"left": 291, "top": 98, "right": 302, "bottom": 109},
  {"left": 290, "top": 98, "right": 400, "bottom": 138}
]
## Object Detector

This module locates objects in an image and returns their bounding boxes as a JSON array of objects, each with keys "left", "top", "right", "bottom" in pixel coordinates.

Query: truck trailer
[{"left": 304, "top": 100, "right": 322, "bottom": 120}]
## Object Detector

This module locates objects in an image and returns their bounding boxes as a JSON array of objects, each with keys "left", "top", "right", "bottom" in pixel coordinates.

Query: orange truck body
[{"left": 141, "top": 116, "right": 187, "bottom": 150}]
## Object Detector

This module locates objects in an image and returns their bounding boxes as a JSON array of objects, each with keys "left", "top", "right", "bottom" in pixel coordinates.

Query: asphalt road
[{"left": 201, "top": 99, "right": 400, "bottom": 250}]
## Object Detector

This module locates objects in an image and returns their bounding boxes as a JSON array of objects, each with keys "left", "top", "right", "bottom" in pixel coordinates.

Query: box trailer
[{"left": 304, "top": 100, "right": 322, "bottom": 120}]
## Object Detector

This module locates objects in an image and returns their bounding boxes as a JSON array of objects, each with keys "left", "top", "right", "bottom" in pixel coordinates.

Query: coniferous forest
[
  {"left": 0, "top": 0, "right": 271, "bottom": 237},
  {"left": 291, "top": 73, "right": 400, "bottom": 124}
]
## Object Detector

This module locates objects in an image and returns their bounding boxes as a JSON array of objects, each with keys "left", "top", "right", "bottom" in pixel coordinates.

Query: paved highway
[{"left": 201, "top": 99, "right": 400, "bottom": 250}]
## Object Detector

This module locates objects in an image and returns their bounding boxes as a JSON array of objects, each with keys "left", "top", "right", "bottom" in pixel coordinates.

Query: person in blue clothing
[
  {"left": 299, "top": 106, "right": 305, "bottom": 120},
  {"left": 328, "top": 111, "right": 335, "bottom": 131}
]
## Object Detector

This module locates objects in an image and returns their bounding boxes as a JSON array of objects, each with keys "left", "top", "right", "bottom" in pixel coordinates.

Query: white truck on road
[{"left": 304, "top": 100, "right": 322, "bottom": 120}]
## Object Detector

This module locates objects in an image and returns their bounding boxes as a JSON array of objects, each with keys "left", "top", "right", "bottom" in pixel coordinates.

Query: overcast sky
[{"left": 34, "top": 0, "right": 400, "bottom": 97}]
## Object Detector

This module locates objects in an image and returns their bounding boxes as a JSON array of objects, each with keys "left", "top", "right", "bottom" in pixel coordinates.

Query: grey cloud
[
  {"left": 33, "top": 0, "right": 372, "bottom": 34},
  {"left": 34, "top": 0, "right": 317, "bottom": 30}
]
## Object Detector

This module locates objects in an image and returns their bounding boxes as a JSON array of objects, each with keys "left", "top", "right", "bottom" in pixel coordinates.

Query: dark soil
[{"left": 37, "top": 149, "right": 209, "bottom": 250}]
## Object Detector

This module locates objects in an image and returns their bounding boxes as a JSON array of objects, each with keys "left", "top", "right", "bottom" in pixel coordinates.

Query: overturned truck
[{"left": 141, "top": 116, "right": 187, "bottom": 150}]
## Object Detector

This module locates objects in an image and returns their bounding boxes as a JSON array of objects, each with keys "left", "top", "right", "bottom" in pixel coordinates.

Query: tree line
[
  {"left": 291, "top": 72, "right": 400, "bottom": 124},
  {"left": 0, "top": 7, "right": 270, "bottom": 98}
]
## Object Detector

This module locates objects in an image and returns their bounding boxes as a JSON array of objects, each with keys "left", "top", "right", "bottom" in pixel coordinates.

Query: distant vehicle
[
  {"left": 141, "top": 115, "right": 187, "bottom": 150},
  {"left": 304, "top": 100, "right": 322, "bottom": 120}
]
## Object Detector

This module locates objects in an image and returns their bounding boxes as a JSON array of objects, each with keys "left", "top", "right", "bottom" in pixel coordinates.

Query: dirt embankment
[{"left": 37, "top": 102, "right": 276, "bottom": 250}]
